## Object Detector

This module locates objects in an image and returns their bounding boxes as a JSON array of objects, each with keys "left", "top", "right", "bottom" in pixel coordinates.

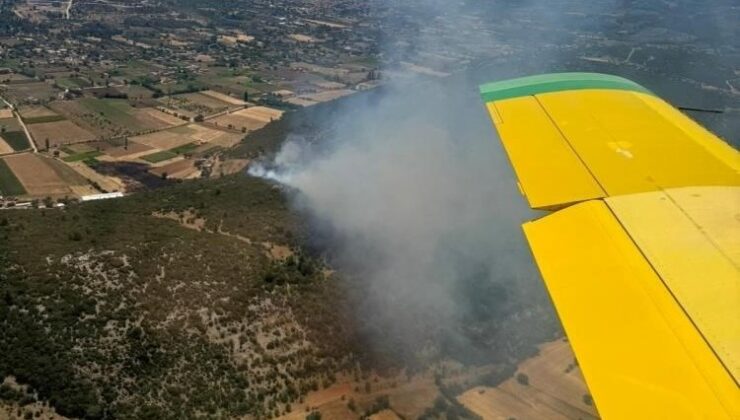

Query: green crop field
[
  {"left": 63, "top": 150, "right": 103, "bottom": 162},
  {"left": 1, "top": 131, "right": 31, "bottom": 151},
  {"left": 170, "top": 142, "right": 199, "bottom": 155},
  {"left": 24, "top": 115, "right": 67, "bottom": 124},
  {"left": 79, "top": 98, "right": 140, "bottom": 127},
  {"left": 141, "top": 150, "right": 178, "bottom": 163},
  {"left": 0, "top": 159, "right": 26, "bottom": 196}
]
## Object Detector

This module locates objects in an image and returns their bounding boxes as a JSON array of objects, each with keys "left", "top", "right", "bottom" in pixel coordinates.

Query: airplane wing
[{"left": 480, "top": 73, "right": 739, "bottom": 419}]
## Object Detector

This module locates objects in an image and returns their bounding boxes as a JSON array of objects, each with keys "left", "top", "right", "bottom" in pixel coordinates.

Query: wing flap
[
  {"left": 523, "top": 200, "right": 739, "bottom": 419},
  {"left": 605, "top": 187, "right": 740, "bottom": 385}
]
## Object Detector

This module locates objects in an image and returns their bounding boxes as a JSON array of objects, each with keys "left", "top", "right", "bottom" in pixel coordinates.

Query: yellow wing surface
[{"left": 480, "top": 73, "right": 739, "bottom": 419}]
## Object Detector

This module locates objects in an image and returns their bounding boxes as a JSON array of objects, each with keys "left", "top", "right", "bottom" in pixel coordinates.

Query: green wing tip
[{"left": 479, "top": 72, "right": 652, "bottom": 103}]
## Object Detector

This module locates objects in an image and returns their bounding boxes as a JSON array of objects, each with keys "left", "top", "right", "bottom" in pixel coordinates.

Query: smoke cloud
[
  {"left": 249, "top": 70, "right": 556, "bottom": 365},
  {"left": 247, "top": 0, "right": 738, "bottom": 368}
]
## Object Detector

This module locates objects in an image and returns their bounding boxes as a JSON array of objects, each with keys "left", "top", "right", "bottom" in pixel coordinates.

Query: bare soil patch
[
  {"left": 458, "top": 339, "right": 599, "bottom": 420},
  {"left": 132, "top": 124, "right": 241, "bottom": 151},
  {"left": 149, "top": 159, "right": 198, "bottom": 179},
  {"left": 129, "top": 130, "right": 192, "bottom": 151},
  {"left": 200, "top": 90, "right": 246, "bottom": 105},
  {"left": 137, "top": 107, "right": 184, "bottom": 126},
  {"left": 0, "top": 137, "right": 13, "bottom": 154},
  {"left": 28, "top": 120, "right": 96, "bottom": 147},
  {"left": 209, "top": 106, "right": 283, "bottom": 132},
  {"left": 105, "top": 141, "right": 155, "bottom": 159},
  {"left": 18, "top": 105, "right": 58, "bottom": 119},
  {"left": 2, "top": 154, "right": 78, "bottom": 197},
  {"left": 299, "top": 89, "right": 355, "bottom": 103},
  {"left": 67, "top": 162, "right": 125, "bottom": 193}
]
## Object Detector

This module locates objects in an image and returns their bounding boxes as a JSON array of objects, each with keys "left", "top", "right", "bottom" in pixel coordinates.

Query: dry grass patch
[
  {"left": 18, "top": 105, "right": 59, "bottom": 119},
  {"left": 149, "top": 159, "right": 199, "bottom": 179},
  {"left": 129, "top": 130, "right": 193, "bottom": 151},
  {"left": 299, "top": 89, "right": 355, "bottom": 103},
  {"left": 67, "top": 161, "right": 125, "bottom": 192},
  {"left": 28, "top": 120, "right": 96, "bottom": 147},
  {"left": 137, "top": 107, "right": 184, "bottom": 126},
  {"left": 209, "top": 106, "right": 284, "bottom": 132},
  {"left": 213, "top": 158, "right": 249, "bottom": 177},
  {"left": 132, "top": 124, "right": 241, "bottom": 151},
  {"left": 104, "top": 141, "right": 155, "bottom": 159},
  {"left": 200, "top": 89, "right": 247, "bottom": 105},
  {"left": 457, "top": 339, "right": 599, "bottom": 420},
  {"left": 0, "top": 137, "right": 14, "bottom": 154},
  {"left": 2, "top": 153, "right": 84, "bottom": 197}
]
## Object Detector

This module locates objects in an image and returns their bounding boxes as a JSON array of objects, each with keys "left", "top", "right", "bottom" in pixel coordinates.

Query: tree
[{"left": 516, "top": 373, "right": 529, "bottom": 386}]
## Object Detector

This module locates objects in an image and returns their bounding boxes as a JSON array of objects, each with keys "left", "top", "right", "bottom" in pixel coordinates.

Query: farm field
[
  {"left": 209, "top": 106, "right": 284, "bottom": 133},
  {"left": 67, "top": 161, "right": 125, "bottom": 193},
  {"left": 200, "top": 89, "right": 247, "bottom": 105},
  {"left": 1, "top": 131, "right": 31, "bottom": 151},
  {"left": 299, "top": 89, "right": 355, "bottom": 103},
  {"left": 131, "top": 123, "right": 242, "bottom": 151},
  {"left": 0, "top": 137, "right": 13, "bottom": 154},
  {"left": 104, "top": 140, "right": 155, "bottom": 160},
  {"left": 149, "top": 158, "right": 199, "bottom": 179},
  {"left": 0, "top": 115, "right": 30, "bottom": 151},
  {"left": 18, "top": 105, "right": 60, "bottom": 120},
  {"left": 160, "top": 91, "right": 239, "bottom": 116},
  {"left": 49, "top": 98, "right": 182, "bottom": 139},
  {"left": 28, "top": 120, "right": 96, "bottom": 147},
  {"left": 17, "top": 105, "right": 57, "bottom": 118},
  {"left": 0, "top": 158, "right": 26, "bottom": 196},
  {"left": 54, "top": 76, "right": 92, "bottom": 90},
  {"left": 141, "top": 150, "right": 179, "bottom": 163},
  {"left": 2, "top": 81, "right": 58, "bottom": 104},
  {"left": 0, "top": 116, "right": 22, "bottom": 132},
  {"left": 2, "top": 153, "right": 90, "bottom": 198},
  {"left": 457, "top": 339, "right": 599, "bottom": 420}
]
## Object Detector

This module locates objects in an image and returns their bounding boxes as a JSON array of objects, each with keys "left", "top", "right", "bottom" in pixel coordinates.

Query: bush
[{"left": 516, "top": 373, "right": 529, "bottom": 386}]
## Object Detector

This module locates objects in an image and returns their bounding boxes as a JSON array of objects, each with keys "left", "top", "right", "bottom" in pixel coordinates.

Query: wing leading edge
[{"left": 481, "top": 73, "right": 740, "bottom": 419}]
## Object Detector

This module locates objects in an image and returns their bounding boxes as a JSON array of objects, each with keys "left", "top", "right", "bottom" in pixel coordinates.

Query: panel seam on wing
[
  {"left": 601, "top": 199, "right": 740, "bottom": 405},
  {"left": 532, "top": 95, "right": 608, "bottom": 199}
]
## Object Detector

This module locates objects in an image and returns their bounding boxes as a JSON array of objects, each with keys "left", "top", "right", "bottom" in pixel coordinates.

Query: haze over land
[{"left": 0, "top": 0, "right": 738, "bottom": 419}]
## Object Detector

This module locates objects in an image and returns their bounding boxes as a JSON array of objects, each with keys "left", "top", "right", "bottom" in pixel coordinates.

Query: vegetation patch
[
  {"left": 0, "top": 175, "right": 351, "bottom": 418},
  {"left": 0, "top": 159, "right": 26, "bottom": 196},
  {"left": 24, "top": 115, "right": 67, "bottom": 124},
  {"left": 141, "top": 150, "right": 178, "bottom": 163},
  {"left": 169, "top": 142, "right": 198, "bottom": 155},
  {"left": 79, "top": 98, "right": 139, "bottom": 127},
  {"left": 0, "top": 131, "right": 30, "bottom": 151},
  {"left": 63, "top": 150, "right": 104, "bottom": 162}
]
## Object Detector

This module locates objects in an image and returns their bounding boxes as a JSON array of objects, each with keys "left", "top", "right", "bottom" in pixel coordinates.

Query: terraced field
[{"left": 0, "top": 158, "right": 26, "bottom": 196}]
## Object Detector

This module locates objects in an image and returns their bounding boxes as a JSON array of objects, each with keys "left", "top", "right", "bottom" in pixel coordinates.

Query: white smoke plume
[
  {"left": 247, "top": 0, "right": 739, "bottom": 366},
  {"left": 249, "top": 74, "right": 553, "bottom": 364}
]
